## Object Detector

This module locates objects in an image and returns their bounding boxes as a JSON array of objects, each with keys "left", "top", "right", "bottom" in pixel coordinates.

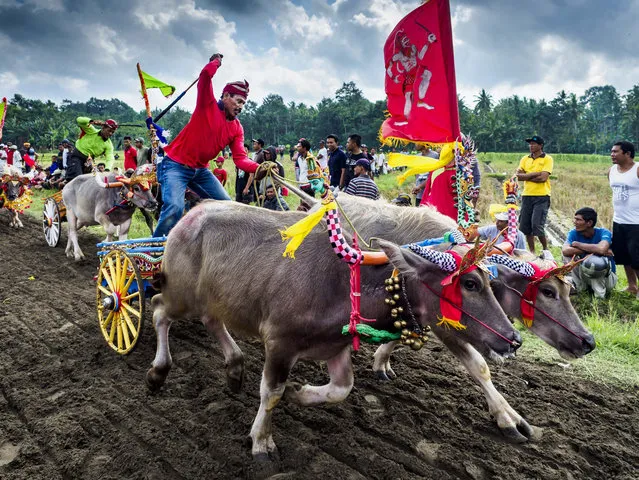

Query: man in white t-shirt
[
  {"left": 375, "top": 149, "right": 386, "bottom": 174},
  {"left": 609, "top": 140, "right": 639, "bottom": 297},
  {"left": 316, "top": 140, "right": 328, "bottom": 170}
]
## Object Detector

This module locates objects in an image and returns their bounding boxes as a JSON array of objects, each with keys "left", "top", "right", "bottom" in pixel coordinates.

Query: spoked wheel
[
  {"left": 96, "top": 250, "right": 145, "bottom": 355},
  {"left": 43, "top": 198, "right": 61, "bottom": 247}
]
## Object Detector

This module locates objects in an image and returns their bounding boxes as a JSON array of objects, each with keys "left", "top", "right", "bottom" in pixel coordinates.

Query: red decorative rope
[{"left": 347, "top": 235, "right": 375, "bottom": 351}]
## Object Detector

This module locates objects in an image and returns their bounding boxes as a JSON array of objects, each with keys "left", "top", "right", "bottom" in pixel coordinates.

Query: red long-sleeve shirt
[
  {"left": 124, "top": 146, "right": 138, "bottom": 171},
  {"left": 163, "top": 59, "right": 257, "bottom": 173}
]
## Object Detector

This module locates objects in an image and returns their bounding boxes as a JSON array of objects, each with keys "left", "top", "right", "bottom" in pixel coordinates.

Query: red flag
[{"left": 380, "top": 0, "right": 460, "bottom": 146}]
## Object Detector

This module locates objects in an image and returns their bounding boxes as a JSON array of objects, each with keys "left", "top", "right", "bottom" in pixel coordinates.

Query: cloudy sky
[{"left": 1, "top": 0, "right": 638, "bottom": 113}]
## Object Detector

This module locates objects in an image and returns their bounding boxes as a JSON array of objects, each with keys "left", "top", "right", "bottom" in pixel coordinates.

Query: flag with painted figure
[
  {"left": 139, "top": 71, "right": 176, "bottom": 98},
  {"left": 380, "top": 0, "right": 460, "bottom": 148},
  {"left": 0, "top": 97, "right": 7, "bottom": 141}
]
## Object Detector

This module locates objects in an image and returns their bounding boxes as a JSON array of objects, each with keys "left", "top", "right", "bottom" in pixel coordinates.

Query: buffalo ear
[{"left": 378, "top": 239, "right": 443, "bottom": 280}]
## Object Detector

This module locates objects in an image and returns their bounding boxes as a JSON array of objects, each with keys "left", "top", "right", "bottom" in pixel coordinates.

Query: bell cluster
[{"left": 384, "top": 275, "right": 430, "bottom": 351}]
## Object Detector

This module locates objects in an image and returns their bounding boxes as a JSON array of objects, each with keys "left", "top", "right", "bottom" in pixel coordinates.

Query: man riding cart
[{"left": 66, "top": 117, "right": 118, "bottom": 183}]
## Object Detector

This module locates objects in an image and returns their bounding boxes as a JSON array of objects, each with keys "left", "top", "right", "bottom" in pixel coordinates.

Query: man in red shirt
[
  {"left": 154, "top": 53, "right": 266, "bottom": 237},
  {"left": 123, "top": 136, "right": 138, "bottom": 171}
]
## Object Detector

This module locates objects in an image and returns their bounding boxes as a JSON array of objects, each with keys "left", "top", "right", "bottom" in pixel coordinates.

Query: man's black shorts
[
  {"left": 612, "top": 222, "right": 639, "bottom": 269},
  {"left": 519, "top": 195, "right": 550, "bottom": 236}
]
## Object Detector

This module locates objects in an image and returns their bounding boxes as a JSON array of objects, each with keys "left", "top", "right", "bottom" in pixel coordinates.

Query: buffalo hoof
[
  {"left": 375, "top": 371, "right": 391, "bottom": 382},
  {"left": 145, "top": 368, "right": 167, "bottom": 392},
  {"left": 386, "top": 367, "right": 397, "bottom": 379},
  {"left": 227, "top": 371, "right": 244, "bottom": 394},
  {"left": 501, "top": 418, "right": 535, "bottom": 443}
]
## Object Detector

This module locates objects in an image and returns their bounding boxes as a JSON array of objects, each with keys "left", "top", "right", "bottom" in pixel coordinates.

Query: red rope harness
[
  {"left": 421, "top": 281, "right": 516, "bottom": 346},
  {"left": 347, "top": 235, "right": 376, "bottom": 351}
]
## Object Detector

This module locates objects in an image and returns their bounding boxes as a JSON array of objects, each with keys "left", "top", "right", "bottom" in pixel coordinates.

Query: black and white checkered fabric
[
  {"left": 487, "top": 254, "right": 535, "bottom": 277},
  {"left": 449, "top": 229, "right": 466, "bottom": 245},
  {"left": 407, "top": 244, "right": 457, "bottom": 272}
]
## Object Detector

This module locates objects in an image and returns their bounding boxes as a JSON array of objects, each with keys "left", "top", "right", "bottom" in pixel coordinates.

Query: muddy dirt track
[{"left": 1, "top": 213, "right": 638, "bottom": 480}]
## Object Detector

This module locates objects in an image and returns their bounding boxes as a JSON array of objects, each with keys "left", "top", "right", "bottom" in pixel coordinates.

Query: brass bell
[
  {"left": 406, "top": 338, "right": 414, "bottom": 345},
  {"left": 394, "top": 284, "right": 401, "bottom": 291},
  {"left": 424, "top": 325, "right": 432, "bottom": 331},
  {"left": 411, "top": 339, "right": 423, "bottom": 351},
  {"left": 391, "top": 312, "right": 398, "bottom": 318},
  {"left": 394, "top": 277, "right": 400, "bottom": 284},
  {"left": 390, "top": 300, "right": 396, "bottom": 305},
  {"left": 391, "top": 308, "right": 398, "bottom": 315},
  {"left": 401, "top": 329, "right": 410, "bottom": 337},
  {"left": 385, "top": 278, "right": 392, "bottom": 285},
  {"left": 421, "top": 335, "right": 429, "bottom": 342},
  {"left": 400, "top": 335, "right": 407, "bottom": 341},
  {"left": 393, "top": 320, "right": 402, "bottom": 329},
  {"left": 401, "top": 320, "right": 407, "bottom": 327},
  {"left": 385, "top": 286, "right": 393, "bottom": 292},
  {"left": 384, "top": 298, "right": 391, "bottom": 304},
  {"left": 393, "top": 294, "right": 400, "bottom": 300},
  {"left": 397, "top": 307, "right": 404, "bottom": 313}
]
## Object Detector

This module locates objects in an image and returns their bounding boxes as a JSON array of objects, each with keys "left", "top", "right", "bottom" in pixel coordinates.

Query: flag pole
[
  {"left": 152, "top": 77, "right": 198, "bottom": 123},
  {"left": 136, "top": 63, "right": 159, "bottom": 163}
]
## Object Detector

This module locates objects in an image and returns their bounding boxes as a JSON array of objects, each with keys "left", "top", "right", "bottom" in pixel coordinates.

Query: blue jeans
[{"left": 153, "top": 156, "right": 231, "bottom": 237}]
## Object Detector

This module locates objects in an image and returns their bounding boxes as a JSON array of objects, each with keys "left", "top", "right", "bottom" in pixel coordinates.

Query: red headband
[{"left": 223, "top": 80, "right": 249, "bottom": 99}]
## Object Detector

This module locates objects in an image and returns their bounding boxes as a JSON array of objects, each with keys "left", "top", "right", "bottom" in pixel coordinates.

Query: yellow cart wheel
[{"left": 96, "top": 250, "right": 145, "bottom": 355}]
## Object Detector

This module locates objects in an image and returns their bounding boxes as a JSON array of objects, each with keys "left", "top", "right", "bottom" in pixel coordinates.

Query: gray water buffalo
[
  {"left": 332, "top": 193, "right": 595, "bottom": 360},
  {"left": 148, "top": 200, "right": 526, "bottom": 459},
  {"left": 62, "top": 166, "right": 157, "bottom": 260},
  {"left": 0, "top": 170, "right": 30, "bottom": 228}
]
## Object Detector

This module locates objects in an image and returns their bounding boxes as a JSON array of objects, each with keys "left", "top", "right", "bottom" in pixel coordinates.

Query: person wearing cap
[
  {"left": 134, "top": 137, "right": 150, "bottom": 166},
  {"left": 154, "top": 53, "right": 269, "bottom": 237},
  {"left": 66, "top": 116, "right": 118, "bottom": 182},
  {"left": 344, "top": 159, "right": 380, "bottom": 200},
  {"left": 516, "top": 135, "right": 553, "bottom": 255},
  {"left": 478, "top": 211, "right": 526, "bottom": 250},
  {"left": 391, "top": 193, "right": 412, "bottom": 207},
  {"left": 123, "top": 136, "right": 138, "bottom": 171},
  {"left": 562, "top": 207, "right": 617, "bottom": 299}
]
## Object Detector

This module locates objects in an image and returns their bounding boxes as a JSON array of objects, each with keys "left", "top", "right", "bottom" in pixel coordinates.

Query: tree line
[{"left": 3, "top": 82, "right": 638, "bottom": 154}]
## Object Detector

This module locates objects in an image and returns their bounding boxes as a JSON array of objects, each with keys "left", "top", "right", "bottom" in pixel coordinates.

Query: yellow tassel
[
  {"left": 436, "top": 316, "right": 467, "bottom": 330},
  {"left": 279, "top": 201, "right": 336, "bottom": 259},
  {"left": 389, "top": 152, "right": 453, "bottom": 185},
  {"left": 523, "top": 316, "right": 533, "bottom": 328}
]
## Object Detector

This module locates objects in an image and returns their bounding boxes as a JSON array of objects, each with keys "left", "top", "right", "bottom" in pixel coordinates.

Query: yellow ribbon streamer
[
  {"left": 280, "top": 200, "right": 337, "bottom": 259},
  {"left": 388, "top": 142, "right": 457, "bottom": 185}
]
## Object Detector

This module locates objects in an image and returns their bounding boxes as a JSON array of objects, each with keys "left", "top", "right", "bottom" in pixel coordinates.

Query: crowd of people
[{"left": 2, "top": 53, "right": 637, "bottom": 303}]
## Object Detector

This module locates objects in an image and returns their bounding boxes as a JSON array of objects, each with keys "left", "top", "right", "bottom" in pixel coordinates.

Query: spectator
[
  {"left": 516, "top": 135, "right": 553, "bottom": 256},
  {"left": 391, "top": 193, "right": 412, "bottom": 206},
  {"left": 374, "top": 148, "right": 386, "bottom": 175},
  {"left": 235, "top": 143, "right": 255, "bottom": 204},
  {"left": 0, "top": 144, "right": 7, "bottom": 169},
  {"left": 362, "top": 144, "right": 374, "bottom": 162},
  {"left": 30, "top": 165, "right": 47, "bottom": 189},
  {"left": 288, "top": 144, "right": 295, "bottom": 161},
  {"left": 344, "top": 159, "right": 380, "bottom": 200},
  {"left": 252, "top": 138, "right": 265, "bottom": 164},
  {"left": 9, "top": 145, "right": 22, "bottom": 173},
  {"left": 48, "top": 154, "right": 60, "bottom": 175},
  {"left": 123, "top": 136, "right": 138, "bottom": 171},
  {"left": 296, "top": 138, "right": 315, "bottom": 197},
  {"left": 609, "top": 140, "right": 639, "bottom": 297},
  {"left": 263, "top": 185, "right": 290, "bottom": 211},
  {"left": 478, "top": 212, "right": 526, "bottom": 250},
  {"left": 316, "top": 140, "right": 328, "bottom": 171},
  {"left": 342, "top": 133, "right": 366, "bottom": 189},
  {"left": 97, "top": 162, "right": 106, "bottom": 173},
  {"left": 135, "top": 137, "right": 150, "bottom": 166},
  {"left": 213, "top": 156, "right": 227, "bottom": 186},
  {"left": 562, "top": 207, "right": 617, "bottom": 299},
  {"left": 260, "top": 146, "right": 285, "bottom": 194},
  {"left": 326, "top": 134, "right": 347, "bottom": 189},
  {"left": 61, "top": 139, "right": 72, "bottom": 169}
]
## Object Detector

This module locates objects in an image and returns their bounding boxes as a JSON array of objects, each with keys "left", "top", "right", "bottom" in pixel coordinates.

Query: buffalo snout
[
  {"left": 581, "top": 333, "right": 596, "bottom": 354},
  {"left": 145, "top": 200, "right": 158, "bottom": 211},
  {"left": 509, "top": 329, "right": 523, "bottom": 352}
]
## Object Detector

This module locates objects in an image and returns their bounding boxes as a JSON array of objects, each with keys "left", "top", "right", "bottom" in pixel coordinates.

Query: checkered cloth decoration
[
  {"left": 449, "top": 229, "right": 466, "bottom": 245},
  {"left": 507, "top": 207, "right": 518, "bottom": 246},
  {"left": 487, "top": 254, "right": 535, "bottom": 277},
  {"left": 407, "top": 244, "right": 458, "bottom": 272},
  {"left": 326, "top": 209, "right": 364, "bottom": 265}
]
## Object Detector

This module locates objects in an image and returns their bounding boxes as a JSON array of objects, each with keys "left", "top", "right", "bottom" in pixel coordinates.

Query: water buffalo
[
  {"left": 331, "top": 193, "right": 595, "bottom": 360},
  {"left": 62, "top": 166, "right": 157, "bottom": 260},
  {"left": 0, "top": 169, "right": 30, "bottom": 228},
  {"left": 148, "top": 200, "right": 525, "bottom": 459}
]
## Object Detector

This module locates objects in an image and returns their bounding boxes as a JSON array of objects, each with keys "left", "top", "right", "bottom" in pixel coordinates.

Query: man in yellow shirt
[{"left": 516, "top": 135, "right": 553, "bottom": 254}]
